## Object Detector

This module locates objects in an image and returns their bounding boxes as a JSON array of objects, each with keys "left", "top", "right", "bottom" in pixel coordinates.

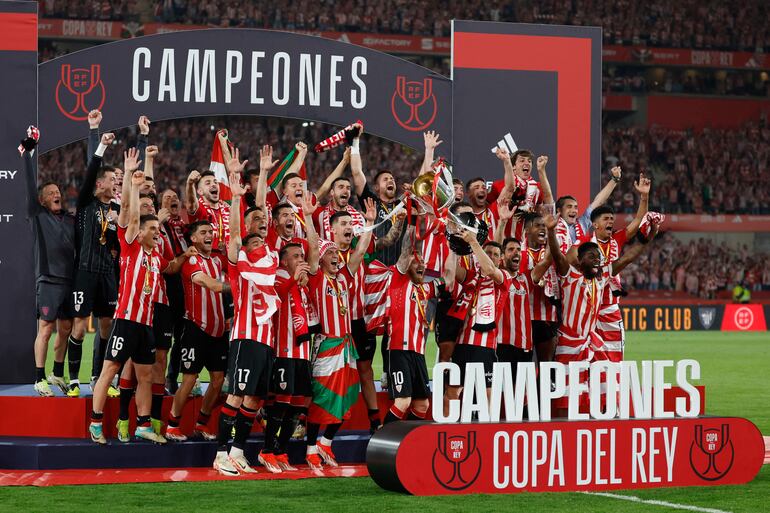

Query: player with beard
[
  {"left": 545, "top": 214, "right": 655, "bottom": 416},
  {"left": 466, "top": 147, "right": 523, "bottom": 241},
  {"left": 266, "top": 202, "right": 308, "bottom": 254},
  {"left": 211, "top": 146, "right": 282, "bottom": 475},
  {"left": 68, "top": 127, "right": 121, "bottom": 399},
  {"left": 302, "top": 195, "right": 376, "bottom": 469},
  {"left": 555, "top": 166, "right": 622, "bottom": 244},
  {"left": 89, "top": 160, "right": 173, "bottom": 444},
  {"left": 381, "top": 225, "right": 445, "bottom": 423},
  {"left": 571, "top": 174, "right": 650, "bottom": 364},
  {"left": 314, "top": 175, "right": 366, "bottom": 240},
  {"left": 164, "top": 219, "right": 231, "bottom": 441},
  {"left": 22, "top": 128, "right": 76, "bottom": 397},
  {"left": 185, "top": 168, "right": 230, "bottom": 252}
]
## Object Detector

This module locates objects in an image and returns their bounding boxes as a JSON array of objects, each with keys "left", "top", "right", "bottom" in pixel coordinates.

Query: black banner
[
  {"left": 0, "top": 1, "right": 38, "bottom": 382},
  {"left": 38, "top": 29, "right": 451, "bottom": 154},
  {"left": 622, "top": 305, "right": 725, "bottom": 331}
]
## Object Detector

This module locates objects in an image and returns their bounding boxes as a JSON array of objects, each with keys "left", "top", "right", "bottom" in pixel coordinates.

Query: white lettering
[
  {"left": 183, "top": 49, "right": 217, "bottom": 102},
  {"left": 329, "top": 55, "right": 344, "bottom": 108},
  {"left": 539, "top": 362, "right": 566, "bottom": 422},
  {"left": 548, "top": 431, "right": 565, "bottom": 486},
  {"left": 461, "top": 363, "right": 490, "bottom": 423},
  {"left": 224, "top": 50, "right": 243, "bottom": 104},
  {"left": 299, "top": 54, "right": 321, "bottom": 106},
  {"left": 653, "top": 361, "right": 674, "bottom": 418},
  {"left": 576, "top": 429, "right": 592, "bottom": 485},
  {"left": 350, "top": 56, "right": 367, "bottom": 108},
  {"left": 158, "top": 48, "right": 176, "bottom": 102},
  {"left": 432, "top": 362, "right": 460, "bottom": 422},
  {"left": 250, "top": 51, "right": 265, "bottom": 104},
  {"left": 511, "top": 431, "right": 528, "bottom": 488},
  {"left": 675, "top": 360, "right": 700, "bottom": 417},
  {"left": 531, "top": 431, "right": 547, "bottom": 487},
  {"left": 272, "top": 52, "right": 290, "bottom": 105},
  {"left": 632, "top": 428, "right": 647, "bottom": 483},
  {"left": 132, "top": 47, "right": 151, "bottom": 102},
  {"left": 493, "top": 431, "right": 509, "bottom": 489},
  {"left": 568, "top": 362, "right": 590, "bottom": 420},
  {"left": 0, "top": 170, "right": 18, "bottom": 179},
  {"left": 663, "top": 427, "right": 678, "bottom": 482}
]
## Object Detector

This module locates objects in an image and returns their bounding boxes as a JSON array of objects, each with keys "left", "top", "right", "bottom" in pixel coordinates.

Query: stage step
[{"left": 0, "top": 431, "right": 371, "bottom": 470}]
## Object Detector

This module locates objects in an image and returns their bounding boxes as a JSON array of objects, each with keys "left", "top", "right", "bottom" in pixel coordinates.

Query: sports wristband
[
  {"left": 95, "top": 143, "right": 108, "bottom": 157},
  {"left": 351, "top": 138, "right": 360, "bottom": 155},
  {"left": 612, "top": 175, "right": 621, "bottom": 183}
]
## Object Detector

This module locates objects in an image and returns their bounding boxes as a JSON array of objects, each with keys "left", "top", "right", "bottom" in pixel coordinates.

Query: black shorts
[
  {"left": 36, "top": 280, "right": 76, "bottom": 321},
  {"left": 496, "top": 344, "right": 533, "bottom": 369},
  {"left": 227, "top": 339, "right": 273, "bottom": 398},
  {"left": 271, "top": 357, "right": 312, "bottom": 400},
  {"left": 152, "top": 303, "right": 174, "bottom": 350},
  {"left": 222, "top": 290, "right": 234, "bottom": 320},
  {"left": 105, "top": 318, "right": 156, "bottom": 365},
  {"left": 451, "top": 344, "right": 496, "bottom": 388},
  {"left": 388, "top": 350, "right": 430, "bottom": 400},
  {"left": 72, "top": 269, "right": 117, "bottom": 318},
  {"left": 532, "top": 320, "right": 559, "bottom": 345},
  {"left": 351, "top": 318, "right": 376, "bottom": 361},
  {"left": 435, "top": 297, "right": 463, "bottom": 345},
  {"left": 179, "top": 319, "right": 229, "bottom": 375}
]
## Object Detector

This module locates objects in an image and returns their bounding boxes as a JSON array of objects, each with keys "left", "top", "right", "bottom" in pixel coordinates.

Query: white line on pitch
[{"left": 581, "top": 491, "right": 733, "bottom": 513}]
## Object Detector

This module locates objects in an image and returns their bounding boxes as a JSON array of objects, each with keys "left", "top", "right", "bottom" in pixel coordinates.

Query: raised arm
[
  {"left": 395, "top": 225, "right": 417, "bottom": 274},
  {"left": 349, "top": 123, "right": 367, "bottom": 196},
  {"left": 494, "top": 199, "right": 515, "bottom": 245},
  {"left": 536, "top": 155, "right": 554, "bottom": 205},
  {"left": 274, "top": 142, "right": 307, "bottom": 197},
  {"left": 530, "top": 249, "right": 554, "bottom": 283},
  {"left": 624, "top": 173, "right": 651, "bottom": 240},
  {"left": 443, "top": 250, "right": 458, "bottom": 290},
  {"left": 118, "top": 148, "right": 141, "bottom": 228},
  {"left": 613, "top": 226, "right": 657, "bottom": 276},
  {"left": 257, "top": 145, "right": 277, "bottom": 209},
  {"left": 301, "top": 191, "right": 320, "bottom": 273},
  {"left": 496, "top": 147, "right": 515, "bottom": 194},
  {"left": 462, "top": 231, "right": 504, "bottom": 284},
  {"left": 589, "top": 166, "right": 621, "bottom": 210},
  {"left": 86, "top": 109, "right": 101, "bottom": 167},
  {"left": 420, "top": 131, "right": 443, "bottom": 175},
  {"left": 143, "top": 145, "right": 157, "bottom": 180},
  {"left": 23, "top": 150, "right": 41, "bottom": 218},
  {"left": 225, "top": 149, "right": 250, "bottom": 263},
  {"left": 192, "top": 272, "right": 230, "bottom": 293},
  {"left": 164, "top": 247, "right": 198, "bottom": 275},
  {"left": 124, "top": 169, "right": 144, "bottom": 243},
  {"left": 185, "top": 170, "right": 201, "bottom": 215},
  {"left": 78, "top": 132, "right": 114, "bottom": 210},
  {"left": 348, "top": 198, "right": 377, "bottom": 275},
  {"left": 544, "top": 214, "right": 569, "bottom": 277},
  {"left": 315, "top": 148, "right": 350, "bottom": 201},
  {"left": 136, "top": 115, "right": 150, "bottom": 171}
]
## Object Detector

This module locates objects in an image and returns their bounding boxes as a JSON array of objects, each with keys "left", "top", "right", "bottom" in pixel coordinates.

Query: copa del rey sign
[{"left": 366, "top": 360, "right": 765, "bottom": 496}]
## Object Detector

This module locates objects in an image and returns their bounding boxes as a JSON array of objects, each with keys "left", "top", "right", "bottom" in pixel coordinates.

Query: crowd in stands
[
  {"left": 605, "top": 67, "right": 769, "bottom": 97},
  {"left": 623, "top": 233, "right": 770, "bottom": 296},
  {"left": 603, "top": 120, "right": 770, "bottom": 216},
  {"left": 38, "top": 0, "right": 770, "bottom": 53}
]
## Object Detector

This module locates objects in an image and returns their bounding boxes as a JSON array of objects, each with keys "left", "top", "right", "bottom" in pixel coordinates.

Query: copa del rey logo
[
  {"left": 55, "top": 64, "right": 106, "bottom": 121},
  {"left": 391, "top": 76, "right": 437, "bottom": 131}
]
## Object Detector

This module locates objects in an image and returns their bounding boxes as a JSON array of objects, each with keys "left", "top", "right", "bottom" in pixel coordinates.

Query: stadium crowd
[
  {"left": 37, "top": 0, "right": 770, "bottom": 52},
  {"left": 27, "top": 109, "right": 661, "bottom": 475}
]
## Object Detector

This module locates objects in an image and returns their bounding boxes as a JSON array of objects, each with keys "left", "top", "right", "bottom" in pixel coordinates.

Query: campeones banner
[{"left": 368, "top": 417, "right": 764, "bottom": 495}]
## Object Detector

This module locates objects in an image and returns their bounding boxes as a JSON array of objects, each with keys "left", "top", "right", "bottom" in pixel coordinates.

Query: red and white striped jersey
[
  {"left": 181, "top": 252, "right": 227, "bottom": 337},
  {"left": 191, "top": 197, "right": 230, "bottom": 250},
  {"left": 496, "top": 270, "right": 533, "bottom": 350},
  {"left": 457, "top": 271, "right": 508, "bottom": 350},
  {"left": 313, "top": 203, "right": 365, "bottom": 240},
  {"left": 474, "top": 203, "right": 499, "bottom": 242},
  {"left": 265, "top": 227, "right": 310, "bottom": 256},
  {"left": 228, "top": 246, "right": 280, "bottom": 345},
  {"left": 266, "top": 191, "right": 318, "bottom": 239},
  {"left": 577, "top": 230, "right": 627, "bottom": 306},
  {"left": 115, "top": 226, "right": 168, "bottom": 327},
  {"left": 520, "top": 245, "right": 558, "bottom": 322},
  {"left": 307, "top": 269, "right": 353, "bottom": 338},
  {"left": 386, "top": 268, "right": 440, "bottom": 354},
  {"left": 422, "top": 221, "right": 447, "bottom": 275},
  {"left": 273, "top": 268, "right": 312, "bottom": 360},
  {"left": 151, "top": 232, "right": 175, "bottom": 306},
  {"left": 559, "top": 264, "right": 611, "bottom": 341},
  {"left": 335, "top": 238, "right": 373, "bottom": 321}
]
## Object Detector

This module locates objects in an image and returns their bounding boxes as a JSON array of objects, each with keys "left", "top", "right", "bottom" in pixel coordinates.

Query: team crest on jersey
[
  {"left": 279, "top": 382, "right": 287, "bottom": 390},
  {"left": 184, "top": 361, "right": 191, "bottom": 369},
  {"left": 74, "top": 304, "right": 80, "bottom": 312},
  {"left": 395, "top": 384, "right": 402, "bottom": 393},
  {"left": 238, "top": 382, "right": 246, "bottom": 391},
  {"left": 111, "top": 349, "right": 118, "bottom": 357}
]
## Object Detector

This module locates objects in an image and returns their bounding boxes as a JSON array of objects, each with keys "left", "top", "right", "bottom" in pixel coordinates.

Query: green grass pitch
[{"left": 19, "top": 330, "right": 768, "bottom": 512}]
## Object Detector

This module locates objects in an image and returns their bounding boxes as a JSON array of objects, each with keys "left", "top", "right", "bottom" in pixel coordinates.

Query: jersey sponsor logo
[
  {"left": 431, "top": 431, "right": 482, "bottom": 491},
  {"left": 689, "top": 424, "right": 734, "bottom": 481},
  {"left": 55, "top": 64, "right": 106, "bottom": 121},
  {"left": 391, "top": 76, "right": 437, "bottom": 131}
]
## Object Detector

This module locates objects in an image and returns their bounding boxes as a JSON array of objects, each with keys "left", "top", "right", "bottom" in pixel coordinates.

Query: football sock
[
  {"left": 306, "top": 422, "right": 321, "bottom": 447},
  {"left": 263, "top": 403, "right": 287, "bottom": 454},
  {"left": 90, "top": 411, "right": 103, "bottom": 424},
  {"left": 384, "top": 405, "right": 406, "bottom": 424},
  {"left": 232, "top": 406, "right": 257, "bottom": 450},
  {"left": 151, "top": 384, "right": 165, "bottom": 420},
  {"left": 52, "top": 360, "right": 65, "bottom": 378},
  {"left": 407, "top": 408, "right": 427, "bottom": 421},
  {"left": 196, "top": 410, "right": 211, "bottom": 428},
  {"left": 137, "top": 415, "right": 151, "bottom": 428},
  {"left": 91, "top": 335, "right": 107, "bottom": 381},
  {"left": 276, "top": 409, "right": 298, "bottom": 454},
  {"left": 118, "top": 379, "right": 134, "bottom": 421},
  {"left": 216, "top": 402, "right": 238, "bottom": 451},
  {"left": 67, "top": 335, "right": 83, "bottom": 384},
  {"left": 322, "top": 422, "right": 342, "bottom": 441},
  {"left": 35, "top": 367, "right": 45, "bottom": 383}
]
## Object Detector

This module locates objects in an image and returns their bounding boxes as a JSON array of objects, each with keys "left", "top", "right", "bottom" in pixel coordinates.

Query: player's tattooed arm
[
  {"left": 544, "top": 214, "right": 569, "bottom": 277},
  {"left": 443, "top": 250, "right": 457, "bottom": 290},
  {"left": 376, "top": 210, "right": 406, "bottom": 251},
  {"left": 460, "top": 230, "right": 505, "bottom": 285},
  {"left": 396, "top": 225, "right": 416, "bottom": 274},
  {"left": 192, "top": 272, "right": 229, "bottom": 293}
]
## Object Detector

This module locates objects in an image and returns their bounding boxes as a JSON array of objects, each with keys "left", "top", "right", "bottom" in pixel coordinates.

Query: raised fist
[
  {"left": 131, "top": 171, "right": 145, "bottom": 186},
  {"left": 101, "top": 133, "right": 115, "bottom": 146},
  {"left": 88, "top": 110, "right": 102, "bottom": 129},
  {"left": 145, "top": 145, "right": 159, "bottom": 159},
  {"left": 187, "top": 169, "right": 201, "bottom": 184},
  {"left": 137, "top": 115, "right": 151, "bottom": 135},
  {"left": 537, "top": 155, "right": 549, "bottom": 172},
  {"left": 295, "top": 141, "right": 308, "bottom": 155}
]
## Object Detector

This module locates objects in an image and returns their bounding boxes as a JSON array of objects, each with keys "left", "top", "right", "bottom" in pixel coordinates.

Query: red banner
[
  {"left": 721, "top": 304, "right": 768, "bottom": 331},
  {"left": 373, "top": 417, "right": 764, "bottom": 495},
  {"left": 603, "top": 45, "right": 769, "bottom": 70}
]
